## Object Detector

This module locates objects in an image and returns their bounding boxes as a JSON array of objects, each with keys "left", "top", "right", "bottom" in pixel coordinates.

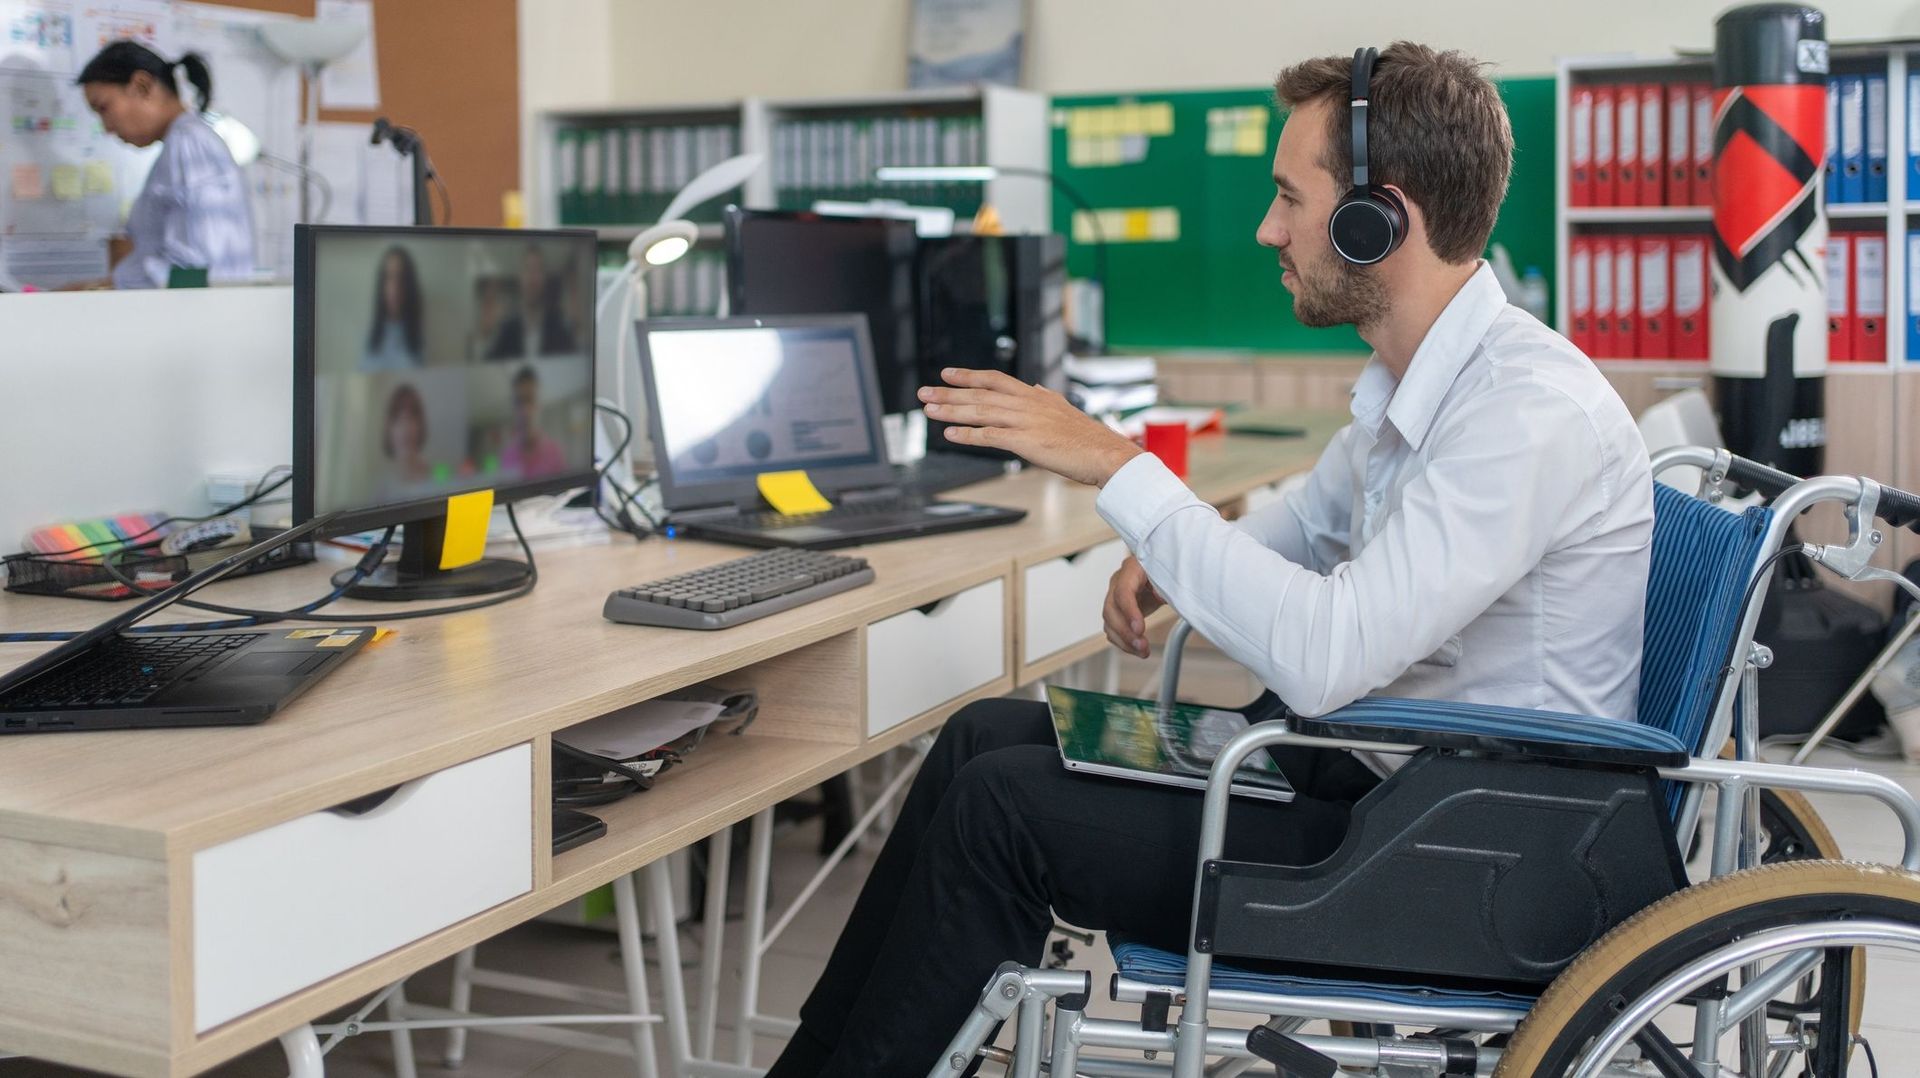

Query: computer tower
[{"left": 917, "top": 233, "right": 1068, "bottom": 458}]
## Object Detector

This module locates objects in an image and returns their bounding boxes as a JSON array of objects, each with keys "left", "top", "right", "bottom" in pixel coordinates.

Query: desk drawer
[
  {"left": 192, "top": 743, "right": 533, "bottom": 1032},
  {"left": 1023, "top": 539, "right": 1129, "bottom": 664},
  {"left": 866, "top": 579, "right": 1005, "bottom": 736}
]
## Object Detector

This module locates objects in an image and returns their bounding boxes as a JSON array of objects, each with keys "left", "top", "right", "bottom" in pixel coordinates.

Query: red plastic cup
[{"left": 1144, "top": 421, "right": 1189, "bottom": 478}]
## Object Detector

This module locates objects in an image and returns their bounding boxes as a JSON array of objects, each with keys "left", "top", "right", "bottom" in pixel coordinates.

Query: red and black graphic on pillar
[{"left": 1710, "top": 84, "right": 1825, "bottom": 291}]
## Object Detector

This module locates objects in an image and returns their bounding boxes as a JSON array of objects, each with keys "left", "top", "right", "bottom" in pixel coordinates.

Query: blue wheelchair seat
[{"left": 1109, "top": 936, "right": 1536, "bottom": 1015}]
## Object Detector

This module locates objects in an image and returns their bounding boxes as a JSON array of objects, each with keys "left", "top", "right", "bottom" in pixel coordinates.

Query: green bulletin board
[{"left": 1049, "top": 77, "right": 1556, "bottom": 353}]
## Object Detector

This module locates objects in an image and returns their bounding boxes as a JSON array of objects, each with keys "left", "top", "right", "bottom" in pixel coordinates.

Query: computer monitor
[
  {"left": 293, "top": 224, "right": 598, "bottom": 599},
  {"left": 637, "top": 314, "right": 893, "bottom": 512},
  {"left": 723, "top": 207, "right": 922, "bottom": 415}
]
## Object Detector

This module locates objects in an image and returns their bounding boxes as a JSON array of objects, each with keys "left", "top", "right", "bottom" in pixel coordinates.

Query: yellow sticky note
[
  {"left": 84, "top": 159, "right": 114, "bottom": 194},
  {"left": 1234, "top": 126, "right": 1265, "bottom": 156},
  {"left": 439, "top": 489, "right": 494, "bottom": 570},
  {"left": 1145, "top": 102, "right": 1175, "bottom": 137},
  {"left": 1122, "top": 209, "right": 1152, "bottom": 241},
  {"left": 50, "top": 164, "right": 80, "bottom": 200},
  {"left": 757, "top": 470, "right": 832, "bottom": 515}
]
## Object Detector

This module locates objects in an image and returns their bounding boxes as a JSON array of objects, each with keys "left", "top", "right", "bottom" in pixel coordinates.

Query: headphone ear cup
[{"left": 1328, "top": 188, "right": 1405, "bottom": 265}]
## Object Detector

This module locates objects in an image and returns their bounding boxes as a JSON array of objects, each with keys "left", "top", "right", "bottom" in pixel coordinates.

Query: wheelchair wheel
[{"left": 1493, "top": 861, "right": 1920, "bottom": 1077}]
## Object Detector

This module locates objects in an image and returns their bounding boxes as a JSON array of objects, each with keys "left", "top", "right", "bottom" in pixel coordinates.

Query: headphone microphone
[{"left": 1327, "top": 47, "right": 1408, "bottom": 266}]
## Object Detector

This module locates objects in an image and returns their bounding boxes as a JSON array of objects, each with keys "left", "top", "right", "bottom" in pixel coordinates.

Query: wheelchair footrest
[{"left": 1246, "top": 1023, "right": 1337, "bottom": 1078}]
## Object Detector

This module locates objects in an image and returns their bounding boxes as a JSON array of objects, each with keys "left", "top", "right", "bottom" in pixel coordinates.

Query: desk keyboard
[{"left": 602, "top": 548, "right": 874, "bottom": 630}]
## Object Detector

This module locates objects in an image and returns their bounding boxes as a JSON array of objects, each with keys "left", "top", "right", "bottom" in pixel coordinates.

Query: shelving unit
[{"left": 1554, "top": 46, "right": 1914, "bottom": 366}]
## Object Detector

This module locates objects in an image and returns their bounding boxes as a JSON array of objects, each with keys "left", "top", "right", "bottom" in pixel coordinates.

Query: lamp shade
[
  {"left": 629, "top": 220, "right": 699, "bottom": 269},
  {"left": 257, "top": 20, "right": 367, "bottom": 66}
]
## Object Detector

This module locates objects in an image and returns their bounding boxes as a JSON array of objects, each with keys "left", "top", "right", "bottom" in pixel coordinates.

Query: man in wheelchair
[{"left": 764, "top": 41, "right": 1670, "bottom": 1077}]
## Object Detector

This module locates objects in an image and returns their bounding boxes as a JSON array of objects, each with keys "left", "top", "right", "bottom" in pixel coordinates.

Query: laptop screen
[{"left": 641, "top": 316, "right": 894, "bottom": 508}]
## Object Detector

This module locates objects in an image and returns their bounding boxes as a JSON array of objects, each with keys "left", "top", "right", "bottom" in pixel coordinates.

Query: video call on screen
[{"left": 310, "top": 232, "right": 596, "bottom": 516}]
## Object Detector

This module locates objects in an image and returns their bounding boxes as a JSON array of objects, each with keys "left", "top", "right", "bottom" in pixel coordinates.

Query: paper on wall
[{"left": 315, "top": 0, "right": 378, "bottom": 110}]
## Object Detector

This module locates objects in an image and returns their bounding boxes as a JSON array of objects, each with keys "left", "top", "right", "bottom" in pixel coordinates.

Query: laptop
[
  {"left": 637, "top": 314, "right": 1027, "bottom": 550},
  {"left": 0, "top": 516, "right": 373, "bottom": 733},
  {"left": 1045, "top": 685, "right": 1295, "bottom": 802}
]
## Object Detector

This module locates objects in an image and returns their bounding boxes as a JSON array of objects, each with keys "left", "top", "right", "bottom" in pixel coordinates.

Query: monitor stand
[{"left": 331, "top": 513, "right": 531, "bottom": 601}]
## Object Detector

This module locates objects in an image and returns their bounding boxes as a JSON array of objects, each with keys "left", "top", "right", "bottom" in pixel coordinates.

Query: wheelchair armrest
[{"left": 1292, "top": 697, "right": 1691, "bottom": 769}]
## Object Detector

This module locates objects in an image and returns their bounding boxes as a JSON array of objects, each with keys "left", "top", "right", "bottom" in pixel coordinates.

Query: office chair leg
[
  {"left": 442, "top": 946, "right": 476, "bottom": 1067},
  {"left": 384, "top": 982, "right": 418, "bottom": 1078},
  {"left": 280, "top": 1023, "right": 325, "bottom": 1078},
  {"left": 611, "top": 873, "right": 663, "bottom": 1078}
]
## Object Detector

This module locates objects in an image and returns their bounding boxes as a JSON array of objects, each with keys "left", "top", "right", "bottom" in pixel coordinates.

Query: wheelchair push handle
[{"left": 1723, "top": 455, "right": 1920, "bottom": 532}]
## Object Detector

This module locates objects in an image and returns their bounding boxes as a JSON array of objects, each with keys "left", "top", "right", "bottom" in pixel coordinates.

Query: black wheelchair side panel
[{"left": 1194, "top": 751, "right": 1690, "bottom": 987}]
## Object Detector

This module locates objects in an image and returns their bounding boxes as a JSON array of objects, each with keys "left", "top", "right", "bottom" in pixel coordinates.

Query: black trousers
[{"left": 765, "top": 696, "right": 1380, "bottom": 1077}]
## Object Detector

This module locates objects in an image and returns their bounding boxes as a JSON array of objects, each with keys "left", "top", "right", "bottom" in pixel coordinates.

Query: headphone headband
[{"left": 1350, "top": 46, "right": 1377, "bottom": 190}]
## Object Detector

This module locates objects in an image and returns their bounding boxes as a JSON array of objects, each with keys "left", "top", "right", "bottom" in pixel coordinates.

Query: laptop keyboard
[
  {"left": 1, "top": 633, "right": 262, "bottom": 709},
  {"left": 737, "top": 494, "right": 935, "bottom": 531}
]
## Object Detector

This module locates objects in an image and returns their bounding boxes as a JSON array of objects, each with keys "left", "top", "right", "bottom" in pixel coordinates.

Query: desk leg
[
  {"left": 280, "top": 1024, "right": 324, "bottom": 1078},
  {"left": 386, "top": 982, "right": 418, "bottom": 1078},
  {"left": 646, "top": 861, "right": 699, "bottom": 1072},
  {"left": 612, "top": 873, "right": 663, "bottom": 1078},
  {"left": 443, "top": 946, "right": 476, "bottom": 1066},
  {"left": 735, "top": 808, "right": 775, "bottom": 1065},
  {"left": 697, "top": 827, "right": 732, "bottom": 1058}
]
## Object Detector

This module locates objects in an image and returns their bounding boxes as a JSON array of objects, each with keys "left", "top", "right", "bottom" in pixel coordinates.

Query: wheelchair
[{"left": 936, "top": 447, "right": 1920, "bottom": 1078}]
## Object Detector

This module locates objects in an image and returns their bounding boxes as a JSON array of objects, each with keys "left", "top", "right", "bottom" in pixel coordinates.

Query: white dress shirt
[
  {"left": 1096, "top": 262, "right": 1654, "bottom": 732},
  {"left": 113, "top": 112, "right": 256, "bottom": 289}
]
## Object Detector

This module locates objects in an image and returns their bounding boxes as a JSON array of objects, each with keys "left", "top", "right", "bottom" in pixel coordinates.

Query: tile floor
[{"left": 7, "top": 641, "right": 1919, "bottom": 1077}]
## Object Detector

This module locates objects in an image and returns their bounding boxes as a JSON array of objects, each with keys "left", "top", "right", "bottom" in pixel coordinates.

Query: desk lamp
[
  {"left": 257, "top": 20, "right": 367, "bottom": 222},
  {"left": 876, "top": 163, "right": 1109, "bottom": 352},
  {"left": 593, "top": 151, "right": 766, "bottom": 495}
]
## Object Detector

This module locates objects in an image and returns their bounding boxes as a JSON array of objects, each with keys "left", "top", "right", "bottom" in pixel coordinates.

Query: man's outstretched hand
[{"left": 919, "top": 368, "right": 1143, "bottom": 488}]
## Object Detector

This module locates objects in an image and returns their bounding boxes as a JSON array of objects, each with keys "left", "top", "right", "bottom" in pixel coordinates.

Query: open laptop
[
  {"left": 0, "top": 516, "right": 373, "bottom": 733},
  {"left": 637, "top": 314, "right": 1027, "bottom": 550},
  {"left": 1045, "top": 685, "right": 1295, "bottom": 802}
]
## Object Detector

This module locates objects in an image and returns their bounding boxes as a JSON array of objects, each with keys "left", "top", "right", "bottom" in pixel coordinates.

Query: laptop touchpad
[{"left": 227, "top": 653, "right": 329, "bottom": 678}]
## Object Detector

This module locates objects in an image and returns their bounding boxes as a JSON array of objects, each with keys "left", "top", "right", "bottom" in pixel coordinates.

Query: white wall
[
  {"left": 0, "top": 288, "right": 293, "bottom": 547},
  {"left": 523, "top": 0, "right": 1920, "bottom": 108}
]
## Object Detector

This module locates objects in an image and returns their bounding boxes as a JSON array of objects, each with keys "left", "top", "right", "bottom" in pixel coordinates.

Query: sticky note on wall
[{"left": 439, "top": 489, "right": 494, "bottom": 570}]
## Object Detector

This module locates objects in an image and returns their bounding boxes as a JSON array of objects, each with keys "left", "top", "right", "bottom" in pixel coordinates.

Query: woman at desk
[{"left": 75, "top": 41, "right": 255, "bottom": 289}]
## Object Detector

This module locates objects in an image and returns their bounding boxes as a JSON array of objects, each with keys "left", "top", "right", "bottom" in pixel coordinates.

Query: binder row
[
  {"left": 1567, "top": 234, "right": 1711, "bottom": 360},
  {"left": 1569, "top": 81, "right": 1711, "bottom": 208},
  {"left": 770, "top": 114, "right": 985, "bottom": 213},
  {"left": 642, "top": 246, "right": 727, "bottom": 319},
  {"left": 1827, "top": 232, "right": 1890, "bottom": 361},
  {"left": 1825, "top": 75, "right": 1894, "bottom": 204},
  {"left": 555, "top": 123, "right": 743, "bottom": 225}
]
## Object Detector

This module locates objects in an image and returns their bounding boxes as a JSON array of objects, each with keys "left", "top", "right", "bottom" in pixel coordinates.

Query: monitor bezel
[
  {"left": 636, "top": 313, "right": 896, "bottom": 513},
  {"left": 293, "top": 223, "right": 601, "bottom": 536}
]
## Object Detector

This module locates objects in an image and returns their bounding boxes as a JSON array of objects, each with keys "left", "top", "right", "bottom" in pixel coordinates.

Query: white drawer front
[
  {"left": 1023, "top": 539, "right": 1129, "bottom": 664},
  {"left": 193, "top": 743, "right": 533, "bottom": 1031},
  {"left": 866, "top": 578, "right": 1005, "bottom": 736}
]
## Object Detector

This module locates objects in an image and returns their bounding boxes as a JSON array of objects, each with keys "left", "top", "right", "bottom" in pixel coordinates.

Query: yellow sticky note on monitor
[
  {"left": 757, "top": 470, "right": 832, "bottom": 515},
  {"left": 439, "top": 490, "right": 494, "bottom": 570}
]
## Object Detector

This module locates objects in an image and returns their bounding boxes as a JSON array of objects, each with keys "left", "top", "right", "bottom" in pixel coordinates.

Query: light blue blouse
[
  {"left": 362, "top": 321, "right": 422, "bottom": 371},
  {"left": 112, "top": 112, "right": 256, "bottom": 289}
]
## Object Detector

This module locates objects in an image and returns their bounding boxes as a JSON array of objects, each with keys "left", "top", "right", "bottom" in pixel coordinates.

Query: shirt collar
[{"left": 1348, "top": 260, "right": 1506, "bottom": 450}]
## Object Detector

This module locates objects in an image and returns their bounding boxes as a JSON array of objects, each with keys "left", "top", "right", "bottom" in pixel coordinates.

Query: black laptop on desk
[
  {"left": 637, "top": 314, "right": 1026, "bottom": 550},
  {"left": 0, "top": 517, "right": 372, "bottom": 733}
]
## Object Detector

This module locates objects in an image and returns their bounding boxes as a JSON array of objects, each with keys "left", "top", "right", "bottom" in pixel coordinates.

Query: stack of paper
[{"left": 1068, "top": 355, "right": 1158, "bottom": 415}]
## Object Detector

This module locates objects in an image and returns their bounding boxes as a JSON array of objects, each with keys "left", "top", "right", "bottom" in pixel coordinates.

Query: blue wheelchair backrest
[{"left": 1638, "top": 482, "right": 1774, "bottom": 816}]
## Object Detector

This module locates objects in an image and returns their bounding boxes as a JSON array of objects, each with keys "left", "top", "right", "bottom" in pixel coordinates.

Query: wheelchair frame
[{"left": 935, "top": 447, "right": 1920, "bottom": 1078}]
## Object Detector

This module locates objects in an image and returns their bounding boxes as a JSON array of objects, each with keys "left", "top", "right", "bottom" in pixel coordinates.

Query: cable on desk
[
  {"left": 2, "top": 466, "right": 293, "bottom": 566},
  {"left": 5, "top": 505, "right": 542, "bottom": 640},
  {"left": 591, "top": 402, "right": 653, "bottom": 540}
]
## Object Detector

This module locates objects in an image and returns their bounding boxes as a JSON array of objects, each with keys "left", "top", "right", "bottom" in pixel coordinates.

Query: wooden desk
[{"left": 0, "top": 422, "right": 1337, "bottom": 1078}]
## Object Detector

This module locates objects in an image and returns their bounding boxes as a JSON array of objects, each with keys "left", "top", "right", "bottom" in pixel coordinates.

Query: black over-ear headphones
[{"left": 1328, "top": 47, "right": 1408, "bottom": 265}]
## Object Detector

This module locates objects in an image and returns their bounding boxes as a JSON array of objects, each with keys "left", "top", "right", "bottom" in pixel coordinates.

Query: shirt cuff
[{"left": 1095, "top": 451, "right": 1204, "bottom": 549}]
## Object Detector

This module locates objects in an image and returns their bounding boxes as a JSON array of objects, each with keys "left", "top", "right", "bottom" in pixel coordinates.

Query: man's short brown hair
[{"left": 1274, "top": 42, "right": 1512, "bottom": 264}]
